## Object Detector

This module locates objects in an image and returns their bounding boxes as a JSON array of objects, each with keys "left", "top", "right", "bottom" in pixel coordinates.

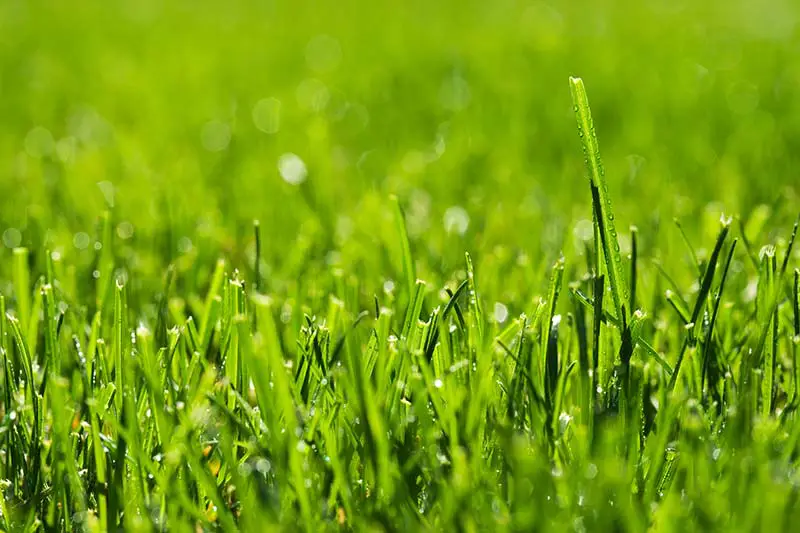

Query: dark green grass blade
[
  {"left": 688, "top": 222, "right": 730, "bottom": 339},
  {"left": 544, "top": 315, "right": 560, "bottom": 433},
  {"left": 542, "top": 256, "right": 565, "bottom": 400},
  {"left": 572, "top": 293, "right": 591, "bottom": 426},
  {"left": 794, "top": 269, "right": 799, "bottom": 337},
  {"left": 6, "top": 314, "right": 41, "bottom": 500},
  {"left": 592, "top": 274, "right": 605, "bottom": 390},
  {"left": 254, "top": 219, "right": 263, "bottom": 293},
  {"left": 669, "top": 222, "right": 729, "bottom": 390},
  {"left": 793, "top": 269, "right": 800, "bottom": 406},
  {"left": 630, "top": 226, "right": 638, "bottom": 312},
  {"left": 780, "top": 216, "right": 799, "bottom": 276},
  {"left": 424, "top": 279, "right": 468, "bottom": 362},
  {"left": 700, "top": 239, "right": 737, "bottom": 394}
]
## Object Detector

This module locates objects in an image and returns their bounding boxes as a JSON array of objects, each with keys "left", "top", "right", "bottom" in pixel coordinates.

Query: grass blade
[
  {"left": 570, "top": 76, "right": 628, "bottom": 328},
  {"left": 392, "top": 195, "right": 416, "bottom": 299}
]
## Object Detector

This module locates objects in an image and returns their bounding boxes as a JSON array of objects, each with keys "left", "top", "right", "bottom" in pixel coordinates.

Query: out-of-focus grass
[{"left": 1, "top": 0, "right": 798, "bottom": 284}]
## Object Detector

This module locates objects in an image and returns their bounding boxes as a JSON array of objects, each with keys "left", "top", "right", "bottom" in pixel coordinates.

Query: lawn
[{"left": 1, "top": 0, "right": 800, "bottom": 531}]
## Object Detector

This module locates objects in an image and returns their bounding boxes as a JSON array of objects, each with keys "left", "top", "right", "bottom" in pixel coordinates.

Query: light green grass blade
[
  {"left": 12, "top": 248, "right": 30, "bottom": 336},
  {"left": 392, "top": 195, "right": 416, "bottom": 298},
  {"left": 569, "top": 77, "right": 628, "bottom": 327}
]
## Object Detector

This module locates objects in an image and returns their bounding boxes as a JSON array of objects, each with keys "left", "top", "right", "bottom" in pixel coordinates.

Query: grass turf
[{"left": 1, "top": 1, "right": 800, "bottom": 531}]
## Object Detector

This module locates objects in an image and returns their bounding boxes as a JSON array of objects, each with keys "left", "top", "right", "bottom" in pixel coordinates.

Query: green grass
[{"left": 2, "top": 1, "right": 800, "bottom": 531}]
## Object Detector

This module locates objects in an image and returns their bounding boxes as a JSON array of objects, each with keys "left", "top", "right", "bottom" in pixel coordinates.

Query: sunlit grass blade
[
  {"left": 392, "top": 195, "right": 416, "bottom": 298},
  {"left": 758, "top": 246, "right": 778, "bottom": 415},
  {"left": 250, "top": 294, "right": 313, "bottom": 529},
  {"left": 12, "top": 248, "right": 30, "bottom": 336},
  {"left": 465, "top": 252, "right": 484, "bottom": 348},
  {"left": 570, "top": 76, "right": 628, "bottom": 328},
  {"left": 742, "top": 218, "right": 800, "bottom": 412},
  {"left": 401, "top": 280, "right": 426, "bottom": 343},
  {"left": 96, "top": 211, "right": 115, "bottom": 310}
]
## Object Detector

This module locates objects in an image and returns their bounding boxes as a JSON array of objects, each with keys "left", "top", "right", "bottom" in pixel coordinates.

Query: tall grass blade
[
  {"left": 392, "top": 195, "right": 416, "bottom": 298},
  {"left": 570, "top": 76, "right": 628, "bottom": 328},
  {"left": 12, "top": 248, "right": 30, "bottom": 337}
]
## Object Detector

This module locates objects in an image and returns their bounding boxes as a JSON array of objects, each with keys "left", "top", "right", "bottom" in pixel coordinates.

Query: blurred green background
[{"left": 0, "top": 0, "right": 798, "bottom": 303}]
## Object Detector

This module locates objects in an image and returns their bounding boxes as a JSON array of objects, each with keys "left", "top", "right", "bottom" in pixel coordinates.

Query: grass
[{"left": 2, "top": 1, "right": 800, "bottom": 531}]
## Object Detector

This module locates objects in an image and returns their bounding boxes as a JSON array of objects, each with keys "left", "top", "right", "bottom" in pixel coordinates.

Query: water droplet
[
  {"left": 443, "top": 206, "right": 470, "bottom": 235},
  {"left": 73, "top": 232, "right": 91, "bottom": 250},
  {"left": 2, "top": 228, "right": 22, "bottom": 248},
  {"left": 255, "top": 458, "right": 271, "bottom": 474},
  {"left": 278, "top": 153, "right": 308, "bottom": 185},
  {"left": 493, "top": 302, "right": 509, "bottom": 323}
]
